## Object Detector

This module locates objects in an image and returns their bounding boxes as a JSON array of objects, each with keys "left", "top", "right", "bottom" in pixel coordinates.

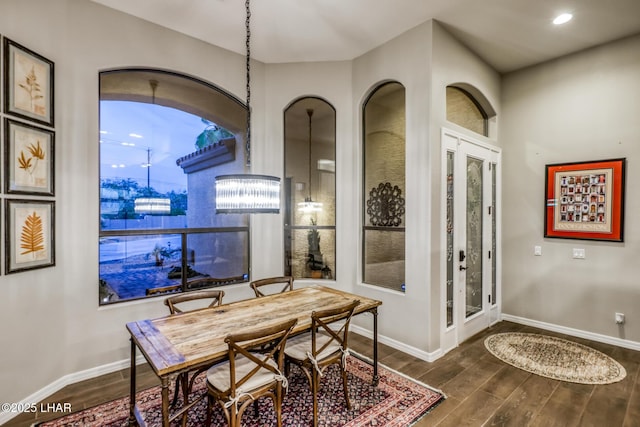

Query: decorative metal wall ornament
[{"left": 366, "top": 182, "right": 405, "bottom": 226}]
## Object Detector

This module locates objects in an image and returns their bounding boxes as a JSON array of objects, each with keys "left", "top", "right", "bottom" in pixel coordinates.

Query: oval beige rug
[{"left": 484, "top": 332, "right": 626, "bottom": 384}]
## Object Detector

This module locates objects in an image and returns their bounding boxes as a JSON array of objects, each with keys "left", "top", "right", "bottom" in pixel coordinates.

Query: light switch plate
[
  {"left": 534, "top": 246, "right": 542, "bottom": 256},
  {"left": 572, "top": 248, "right": 586, "bottom": 259}
]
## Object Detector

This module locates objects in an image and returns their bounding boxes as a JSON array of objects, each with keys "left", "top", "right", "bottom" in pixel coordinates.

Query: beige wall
[
  {"left": 0, "top": 2, "right": 501, "bottom": 408},
  {"left": 430, "top": 22, "right": 502, "bottom": 352},
  {"left": 0, "top": 0, "right": 255, "bottom": 406},
  {"left": 500, "top": 34, "right": 640, "bottom": 343},
  {"left": 260, "top": 61, "right": 352, "bottom": 281},
  {"left": 2, "top": 0, "right": 637, "bottom": 415},
  {"left": 350, "top": 21, "right": 436, "bottom": 353},
  {"left": 0, "top": 0, "right": 355, "bottom": 409}
]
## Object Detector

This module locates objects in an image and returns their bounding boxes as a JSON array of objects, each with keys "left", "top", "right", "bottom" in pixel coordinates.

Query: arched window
[
  {"left": 362, "top": 82, "right": 406, "bottom": 292},
  {"left": 99, "top": 69, "right": 249, "bottom": 304},
  {"left": 283, "top": 97, "right": 336, "bottom": 280},
  {"left": 446, "top": 86, "right": 488, "bottom": 136}
]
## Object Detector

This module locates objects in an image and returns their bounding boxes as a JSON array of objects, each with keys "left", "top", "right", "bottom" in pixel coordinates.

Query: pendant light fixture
[
  {"left": 134, "top": 81, "right": 171, "bottom": 215},
  {"left": 134, "top": 146, "right": 171, "bottom": 215},
  {"left": 215, "top": 0, "right": 281, "bottom": 214},
  {"left": 298, "top": 108, "right": 322, "bottom": 213}
]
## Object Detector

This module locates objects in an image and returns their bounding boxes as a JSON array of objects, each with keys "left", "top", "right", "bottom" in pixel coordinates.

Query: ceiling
[{"left": 90, "top": 0, "right": 640, "bottom": 73}]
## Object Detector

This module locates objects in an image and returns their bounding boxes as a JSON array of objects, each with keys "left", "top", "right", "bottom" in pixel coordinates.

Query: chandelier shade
[
  {"left": 215, "top": 174, "right": 281, "bottom": 214},
  {"left": 134, "top": 197, "right": 171, "bottom": 215},
  {"left": 134, "top": 145, "right": 170, "bottom": 215},
  {"left": 213, "top": 0, "right": 281, "bottom": 214},
  {"left": 298, "top": 197, "right": 323, "bottom": 213}
]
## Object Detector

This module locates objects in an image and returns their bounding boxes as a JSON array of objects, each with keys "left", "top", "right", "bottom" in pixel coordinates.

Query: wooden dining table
[{"left": 126, "top": 285, "right": 382, "bottom": 427}]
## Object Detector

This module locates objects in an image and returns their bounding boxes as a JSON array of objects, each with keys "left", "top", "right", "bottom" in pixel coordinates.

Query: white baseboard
[
  {"left": 351, "top": 324, "right": 443, "bottom": 362},
  {"left": 5, "top": 316, "right": 634, "bottom": 425},
  {"left": 351, "top": 314, "right": 640, "bottom": 371},
  {"left": 0, "top": 355, "right": 147, "bottom": 425},
  {"left": 502, "top": 314, "right": 640, "bottom": 351}
]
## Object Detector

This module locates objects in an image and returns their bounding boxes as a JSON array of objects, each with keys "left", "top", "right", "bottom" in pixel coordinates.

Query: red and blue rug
[{"left": 36, "top": 356, "right": 444, "bottom": 426}]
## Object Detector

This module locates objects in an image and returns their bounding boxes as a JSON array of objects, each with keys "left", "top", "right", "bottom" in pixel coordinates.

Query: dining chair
[
  {"left": 205, "top": 317, "right": 298, "bottom": 427},
  {"left": 164, "top": 289, "right": 225, "bottom": 408},
  {"left": 164, "top": 288, "right": 225, "bottom": 314},
  {"left": 284, "top": 299, "right": 360, "bottom": 427},
  {"left": 250, "top": 276, "right": 294, "bottom": 297}
]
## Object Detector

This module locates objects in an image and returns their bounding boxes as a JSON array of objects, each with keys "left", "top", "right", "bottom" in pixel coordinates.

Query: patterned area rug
[
  {"left": 36, "top": 356, "right": 444, "bottom": 426},
  {"left": 484, "top": 332, "right": 626, "bottom": 384}
]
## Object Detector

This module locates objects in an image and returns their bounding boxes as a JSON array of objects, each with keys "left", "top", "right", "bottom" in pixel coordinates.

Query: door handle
[{"left": 459, "top": 265, "right": 467, "bottom": 271}]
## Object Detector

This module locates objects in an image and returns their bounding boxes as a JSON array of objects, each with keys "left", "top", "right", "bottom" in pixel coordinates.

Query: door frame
[{"left": 440, "top": 128, "right": 502, "bottom": 353}]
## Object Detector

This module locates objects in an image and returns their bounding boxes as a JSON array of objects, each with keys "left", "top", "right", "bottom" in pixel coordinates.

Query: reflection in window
[
  {"left": 362, "top": 82, "right": 406, "bottom": 292},
  {"left": 283, "top": 97, "right": 336, "bottom": 280},
  {"left": 446, "top": 86, "right": 487, "bottom": 136},
  {"left": 99, "top": 69, "right": 248, "bottom": 304}
]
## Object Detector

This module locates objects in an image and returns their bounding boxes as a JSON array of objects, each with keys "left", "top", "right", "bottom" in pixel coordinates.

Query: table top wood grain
[{"left": 127, "top": 285, "right": 381, "bottom": 377}]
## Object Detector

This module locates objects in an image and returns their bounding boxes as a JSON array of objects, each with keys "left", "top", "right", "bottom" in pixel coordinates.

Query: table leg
[
  {"left": 181, "top": 374, "right": 189, "bottom": 427},
  {"left": 161, "top": 376, "right": 170, "bottom": 427},
  {"left": 372, "top": 307, "right": 379, "bottom": 386},
  {"left": 129, "top": 338, "right": 137, "bottom": 426}
]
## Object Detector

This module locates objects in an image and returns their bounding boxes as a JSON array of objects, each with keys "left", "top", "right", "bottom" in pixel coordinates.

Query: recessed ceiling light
[{"left": 553, "top": 13, "right": 573, "bottom": 25}]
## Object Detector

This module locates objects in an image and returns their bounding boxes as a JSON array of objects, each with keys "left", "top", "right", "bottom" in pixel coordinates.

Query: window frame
[
  {"left": 98, "top": 68, "right": 250, "bottom": 305},
  {"left": 282, "top": 96, "right": 337, "bottom": 281},
  {"left": 361, "top": 81, "right": 407, "bottom": 292},
  {"left": 446, "top": 85, "right": 489, "bottom": 137}
]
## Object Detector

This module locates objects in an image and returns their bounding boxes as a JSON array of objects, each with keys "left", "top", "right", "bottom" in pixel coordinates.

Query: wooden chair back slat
[
  {"left": 250, "top": 276, "right": 294, "bottom": 298},
  {"left": 164, "top": 289, "right": 225, "bottom": 314}
]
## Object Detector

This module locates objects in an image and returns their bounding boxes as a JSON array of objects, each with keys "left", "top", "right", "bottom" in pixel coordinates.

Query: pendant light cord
[
  {"left": 245, "top": 0, "right": 252, "bottom": 167},
  {"left": 307, "top": 109, "right": 313, "bottom": 201}
]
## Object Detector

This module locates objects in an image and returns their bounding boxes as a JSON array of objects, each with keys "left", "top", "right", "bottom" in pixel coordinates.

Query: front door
[{"left": 442, "top": 129, "right": 501, "bottom": 345}]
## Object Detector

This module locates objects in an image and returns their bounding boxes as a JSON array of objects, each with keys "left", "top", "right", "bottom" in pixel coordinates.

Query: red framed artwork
[{"left": 545, "top": 158, "right": 625, "bottom": 242}]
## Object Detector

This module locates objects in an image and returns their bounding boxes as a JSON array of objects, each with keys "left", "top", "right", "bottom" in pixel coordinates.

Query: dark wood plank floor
[{"left": 5, "top": 321, "right": 639, "bottom": 426}]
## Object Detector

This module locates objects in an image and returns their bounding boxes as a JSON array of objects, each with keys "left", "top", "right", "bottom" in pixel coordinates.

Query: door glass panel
[
  {"left": 491, "top": 163, "right": 497, "bottom": 305},
  {"left": 466, "top": 157, "right": 483, "bottom": 318},
  {"left": 446, "top": 151, "right": 454, "bottom": 327}
]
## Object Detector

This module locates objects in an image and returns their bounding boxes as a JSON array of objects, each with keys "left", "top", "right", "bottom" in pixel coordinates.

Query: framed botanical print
[
  {"left": 545, "top": 158, "right": 625, "bottom": 242},
  {"left": 5, "top": 199, "right": 55, "bottom": 274},
  {"left": 4, "top": 118, "right": 55, "bottom": 195},
  {"left": 3, "top": 37, "right": 54, "bottom": 127}
]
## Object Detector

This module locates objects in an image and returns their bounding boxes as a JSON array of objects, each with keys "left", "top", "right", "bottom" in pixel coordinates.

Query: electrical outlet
[
  {"left": 572, "top": 248, "right": 586, "bottom": 259},
  {"left": 534, "top": 246, "right": 542, "bottom": 256},
  {"left": 615, "top": 313, "right": 625, "bottom": 324}
]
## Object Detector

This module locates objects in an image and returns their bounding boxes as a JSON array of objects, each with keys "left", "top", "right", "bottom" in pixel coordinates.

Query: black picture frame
[
  {"left": 4, "top": 118, "right": 55, "bottom": 195},
  {"left": 3, "top": 37, "right": 54, "bottom": 127},
  {"left": 5, "top": 199, "right": 55, "bottom": 274}
]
